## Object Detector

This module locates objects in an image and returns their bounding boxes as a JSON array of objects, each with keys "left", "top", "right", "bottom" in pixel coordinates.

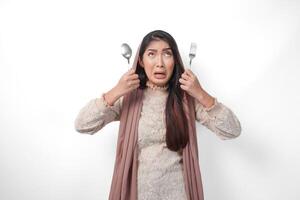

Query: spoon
[
  {"left": 121, "top": 43, "right": 132, "bottom": 67},
  {"left": 189, "top": 42, "right": 197, "bottom": 69}
]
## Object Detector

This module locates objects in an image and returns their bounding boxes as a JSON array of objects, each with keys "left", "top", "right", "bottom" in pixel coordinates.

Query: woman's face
[{"left": 139, "top": 40, "right": 175, "bottom": 87}]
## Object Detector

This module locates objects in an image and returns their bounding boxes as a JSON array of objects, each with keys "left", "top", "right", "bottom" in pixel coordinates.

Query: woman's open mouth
[{"left": 154, "top": 72, "right": 166, "bottom": 79}]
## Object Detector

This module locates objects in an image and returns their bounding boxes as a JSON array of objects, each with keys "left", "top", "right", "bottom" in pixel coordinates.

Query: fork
[{"left": 189, "top": 42, "right": 197, "bottom": 69}]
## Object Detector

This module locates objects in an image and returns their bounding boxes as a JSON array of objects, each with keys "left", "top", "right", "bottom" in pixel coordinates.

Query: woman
[{"left": 74, "top": 30, "right": 241, "bottom": 200}]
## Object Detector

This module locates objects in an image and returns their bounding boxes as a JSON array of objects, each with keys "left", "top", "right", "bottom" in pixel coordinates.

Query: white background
[{"left": 1, "top": 0, "right": 300, "bottom": 199}]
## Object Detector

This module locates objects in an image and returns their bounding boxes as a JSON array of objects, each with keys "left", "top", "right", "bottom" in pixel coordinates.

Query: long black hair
[{"left": 135, "top": 30, "right": 189, "bottom": 152}]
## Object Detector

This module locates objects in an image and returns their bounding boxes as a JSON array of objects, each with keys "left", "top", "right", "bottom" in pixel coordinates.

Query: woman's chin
[{"left": 150, "top": 78, "right": 169, "bottom": 86}]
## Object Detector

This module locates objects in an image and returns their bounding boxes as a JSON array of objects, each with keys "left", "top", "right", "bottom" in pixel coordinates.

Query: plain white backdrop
[{"left": 1, "top": 0, "right": 299, "bottom": 199}]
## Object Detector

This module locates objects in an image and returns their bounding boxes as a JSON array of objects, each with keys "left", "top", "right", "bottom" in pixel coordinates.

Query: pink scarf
[{"left": 108, "top": 46, "right": 204, "bottom": 200}]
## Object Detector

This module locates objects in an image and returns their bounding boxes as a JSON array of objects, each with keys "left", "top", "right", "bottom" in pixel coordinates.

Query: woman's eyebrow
[{"left": 147, "top": 48, "right": 172, "bottom": 52}]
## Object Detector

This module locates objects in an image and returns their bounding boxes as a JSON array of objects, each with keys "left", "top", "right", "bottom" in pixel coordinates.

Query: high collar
[{"left": 146, "top": 81, "right": 168, "bottom": 91}]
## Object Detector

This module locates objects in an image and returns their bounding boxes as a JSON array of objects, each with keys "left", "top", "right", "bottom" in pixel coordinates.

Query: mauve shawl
[{"left": 108, "top": 45, "right": 204, "bottom": 200}]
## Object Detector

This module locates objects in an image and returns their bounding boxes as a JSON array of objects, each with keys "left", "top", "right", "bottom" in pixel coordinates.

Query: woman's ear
[{"left": 138, "top": 58, "right": 144, "bottom": 68}]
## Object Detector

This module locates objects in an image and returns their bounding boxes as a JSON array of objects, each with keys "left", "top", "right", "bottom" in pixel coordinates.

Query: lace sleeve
[
  {"left": 74, "top": 95, "right": 123, "bottom": 135},
  {"left": 194, "top": 98, "right": 242, "bottom": 140}
]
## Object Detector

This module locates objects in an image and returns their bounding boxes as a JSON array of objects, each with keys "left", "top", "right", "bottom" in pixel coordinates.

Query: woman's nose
[{"left": 156, "top": 54, "right": 164, "bottom": 67}]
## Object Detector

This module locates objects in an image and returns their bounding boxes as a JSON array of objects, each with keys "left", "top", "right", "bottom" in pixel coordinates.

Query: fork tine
[{"left": 189, "top": 42, "right": 197, "bottom": 70}]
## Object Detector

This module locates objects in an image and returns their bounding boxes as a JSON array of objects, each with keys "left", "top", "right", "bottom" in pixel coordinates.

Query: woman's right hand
[
  {"left": 103, "top": 68, "right": 140, "bottom": 106},
  {"left": 115, "top": 67, "right": 140, "bottom": 96}
]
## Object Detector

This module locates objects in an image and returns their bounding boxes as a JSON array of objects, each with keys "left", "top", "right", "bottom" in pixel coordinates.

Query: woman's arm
[
  {"left": 179, "top": 68, "right": 241, "bottom": 139},
  {"left": 74, "top": 67, "right": 140, "bottom": 135},
  {"left": 74, "top": 94, "right": 123, "bottom": 135},
  {"left": 194, "top": 98, "right": 242, "bottom": 140}
]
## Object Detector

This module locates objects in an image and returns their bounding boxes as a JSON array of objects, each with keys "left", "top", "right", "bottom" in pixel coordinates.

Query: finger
[
  {"left": 179, "top": 77, "right": 189, "bottom": 85},
  {"left": 185, "top": 69, "right": 195, "bottom": 77},
  {"left": 180, "top": 84, "right": 188, "bottom": 91},
  {"left": 128, "top": 73, "right": 139, "bottom": 80},
  {"left": 127, "top": 67, "right": 136, "bottom": 75},
  {"left": 181, "top": 72, "right": 192, "bottom": 81},
  {"left": 127, "top": 79, "right": 140, "bottom": 87},
  {"left": 130, "top": 79, "right": 140, "bottom": 86}
]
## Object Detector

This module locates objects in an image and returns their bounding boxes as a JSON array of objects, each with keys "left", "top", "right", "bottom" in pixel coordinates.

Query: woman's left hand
[
  {"left": 179, "top": 69, "right": 203, "bottom": 98},
  {"left": 179, "top": 69, "right": 216, "bottom": 108},
  {"left": 179, "top": 69, "right": 205, "bottom": 100}
]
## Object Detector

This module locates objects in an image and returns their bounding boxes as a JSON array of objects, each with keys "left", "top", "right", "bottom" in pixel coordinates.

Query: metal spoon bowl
[{"left": 121, "top": 43, "right": 132, "bottom": 65}]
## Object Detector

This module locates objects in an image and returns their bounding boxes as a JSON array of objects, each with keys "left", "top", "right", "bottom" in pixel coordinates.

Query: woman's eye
[
  {"left": 148, "top": 52, "right": 154, "bottom": 57},
  {"left": 164, "top": 52, "right": 172, "bottom": 56}
]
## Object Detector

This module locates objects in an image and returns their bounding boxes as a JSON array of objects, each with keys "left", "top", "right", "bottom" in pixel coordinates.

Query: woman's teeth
[{"left": 154, "top": 73, "right": 166, "bottom": 79}]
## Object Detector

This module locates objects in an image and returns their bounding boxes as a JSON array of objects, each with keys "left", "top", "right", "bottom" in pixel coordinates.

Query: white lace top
[{"left": 74, "top": 85, "right": 241, "bottom": 200}]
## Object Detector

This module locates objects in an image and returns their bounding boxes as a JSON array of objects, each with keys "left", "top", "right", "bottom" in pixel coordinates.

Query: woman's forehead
[{"left": 145, "top": 40, "right": 171, "bottom": 51}]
